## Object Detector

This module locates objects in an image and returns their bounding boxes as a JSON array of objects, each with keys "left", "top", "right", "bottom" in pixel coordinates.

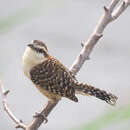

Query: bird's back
[{"left": 30, "top": 57, "right": 78, "bottom": 102}]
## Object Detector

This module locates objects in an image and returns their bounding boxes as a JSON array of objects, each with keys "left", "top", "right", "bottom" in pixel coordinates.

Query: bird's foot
[{"left": 33, "top": 112, "right": 48, "bottom": 124}]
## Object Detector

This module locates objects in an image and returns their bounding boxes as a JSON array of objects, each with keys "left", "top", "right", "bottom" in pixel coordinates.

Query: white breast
[{"left": 22, "top": 47, "right": 47, "bottom": 78}]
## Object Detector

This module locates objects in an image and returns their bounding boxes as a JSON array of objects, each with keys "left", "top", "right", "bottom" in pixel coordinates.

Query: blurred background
[{"left": 0, "top": 0, "right": 130, "bottom": 130}]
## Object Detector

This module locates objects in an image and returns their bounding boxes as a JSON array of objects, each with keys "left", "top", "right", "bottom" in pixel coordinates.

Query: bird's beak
[{"left": 27, "top": 44, "right": 33, "bottom": 48}]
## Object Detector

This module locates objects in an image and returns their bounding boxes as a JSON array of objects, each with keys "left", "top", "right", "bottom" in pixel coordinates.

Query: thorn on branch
[
  {"left": 104, "top": 6, "right": 109, "bottom": 13},
  {"left": 3, "top": 105, "right": 7, "bottom": 111},
  {"left": 15, "top": 120, "right": 25, "bottom": 129},
  {"left": 4, "top": 90, "right": 10, "bottom": 96},
  {"left": 97, "top": 33, "right": 103, "bottom": 38},
  {"left": 20, "top": 119, "right": 23, "bottom": 123},
  {"left": 79, "top": 54, "right": 83, "bottom": 59},
  {"left": 80, "top": 41, "right": 85, "bottom": 47},
  {"left": 94, "top": 33, "right": 103, "bottom": 40},
  {"left": 122, "top": 1, "right": 126, "bottom": 7},
  {"left": 81, "top": 43, "right": 84, "bottom": 47},
  {"left": 15, "top": 125, "right": 22, "bottom": 129},
  {"left": 86, "top": 56, "right": 90, "bottom": 60}
]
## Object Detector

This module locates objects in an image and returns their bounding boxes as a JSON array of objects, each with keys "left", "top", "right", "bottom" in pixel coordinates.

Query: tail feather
[{"left": 75, "top": 82, "right": 118, "bottom": 106}]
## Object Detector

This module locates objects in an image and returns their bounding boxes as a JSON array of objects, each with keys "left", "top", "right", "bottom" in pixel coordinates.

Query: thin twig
[
  {"left": 70, "top": 0, "right": 130, "bottom": 75},
  {"left": 111, "top": 0, "right": 130, "bottom": 21},
  {"left": 0, "top": 81, "right": 26, "bottom": 129}
]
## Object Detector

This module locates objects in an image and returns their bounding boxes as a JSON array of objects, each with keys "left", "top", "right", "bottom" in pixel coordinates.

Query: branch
[
  {"left": 70, "top": 0, "right": 130, "bottom": 75},
  {"left": 0, "top": 81, "right": 26, "bottom": 129},
  {"left": 111, "top": 0, "right": 130, "bottom": 21},
  {"left": 0, "top": 0, "right": 130, "bottom": 130},
  {"left": 26, "top": 100, "right": 59, "bottom": 130}
]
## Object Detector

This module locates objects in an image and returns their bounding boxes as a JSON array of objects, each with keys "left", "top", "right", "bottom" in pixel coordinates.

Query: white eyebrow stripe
[{"left": 34, "top": 45, "right": 43, "bottom": 49}]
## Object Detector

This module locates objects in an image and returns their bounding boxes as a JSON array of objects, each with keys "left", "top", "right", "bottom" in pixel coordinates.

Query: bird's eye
[
  {"left": 38, "top": 49, "right": 43, "bottom": 53},
  {"left": 37, "top": 48, "right": 47, "bottom": 56}
]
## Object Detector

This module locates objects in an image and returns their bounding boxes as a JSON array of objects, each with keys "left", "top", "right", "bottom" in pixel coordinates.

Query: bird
[{"left": 22, "top": 40, "right": 117, "bottom": 121}]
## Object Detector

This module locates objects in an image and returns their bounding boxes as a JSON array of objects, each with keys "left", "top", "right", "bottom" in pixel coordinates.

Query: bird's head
[
  {"left": 23, "top": 40, "right": 49, "bottom": 65},
  {"left": 28, "top": 40, "right": 48, "bottom": 57}
]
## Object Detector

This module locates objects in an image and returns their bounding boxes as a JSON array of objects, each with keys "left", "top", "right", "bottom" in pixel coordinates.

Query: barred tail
[{"left": 75, "top": 82, "right": 118, "bottom": 106}]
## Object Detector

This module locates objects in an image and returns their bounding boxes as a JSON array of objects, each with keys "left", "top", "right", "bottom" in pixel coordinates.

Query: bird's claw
[{"left": 33, "top": 112, "right": 48, "bottom": 124}]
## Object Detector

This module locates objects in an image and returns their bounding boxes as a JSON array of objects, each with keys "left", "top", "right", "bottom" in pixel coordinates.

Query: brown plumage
[
  {"left": 30, "top": 57, "right": 78, "bottom": 102},
  {"left": 23, "top": 40, "right": 117, "bottom": 105}
]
